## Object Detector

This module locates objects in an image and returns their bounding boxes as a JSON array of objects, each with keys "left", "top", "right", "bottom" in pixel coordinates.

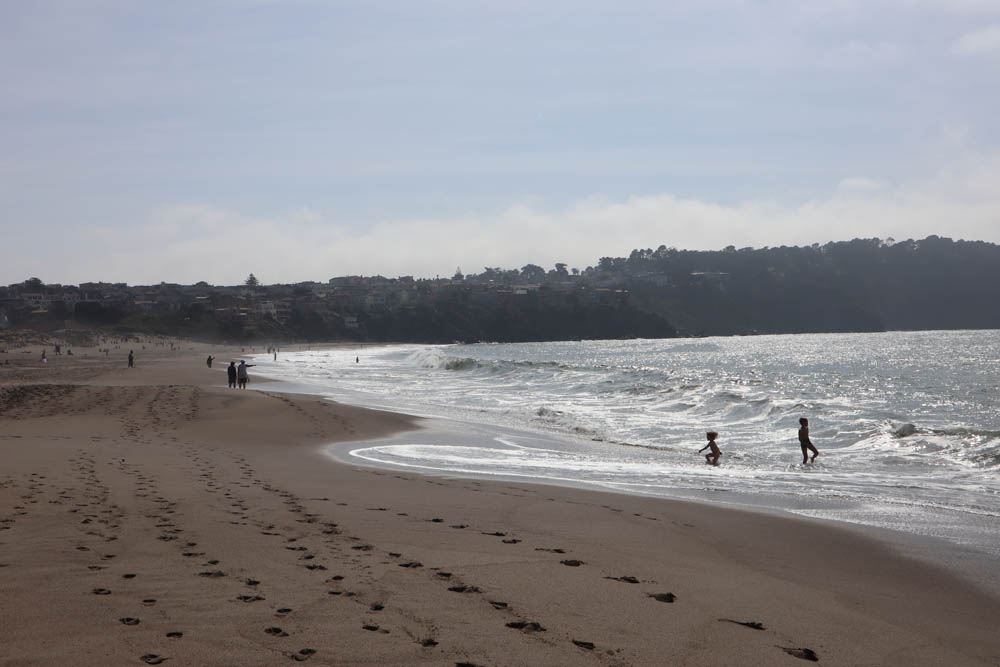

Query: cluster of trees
[
  {"left": 448, "top": 236, "right": 1000, "bottom": 336},
  {"left": 583, "top": 236, "right": 1000, "bottom": 335}
]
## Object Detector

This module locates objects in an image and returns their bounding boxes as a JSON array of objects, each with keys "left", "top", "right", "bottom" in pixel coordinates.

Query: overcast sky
[{"left": 3, "top": 0, "right": 999, "bottom": 285}]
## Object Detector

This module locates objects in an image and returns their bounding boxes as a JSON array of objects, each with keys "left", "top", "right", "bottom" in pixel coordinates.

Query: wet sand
[{"left": 2, "top": 341, "right": 1000, "bottom": 666}]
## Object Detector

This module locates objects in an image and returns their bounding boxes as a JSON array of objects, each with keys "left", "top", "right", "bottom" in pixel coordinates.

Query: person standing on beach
[
  {"left": 237, "top": 360, "right": 254, "bottom": 389},
  {"left": 798, "top": 417, "right": 819, "bottom": 464},
  {"left": 227, "top": 361, "right": 237, "bottom": 388},
  {"left": 127, "top": 350, "right": 134, "bottom": 368},
  {"left": 698, "top": 431, "right": 722, "bottom": 466},
  {"left": 206, "top": 355, "right": 214, "bottom": 368}
]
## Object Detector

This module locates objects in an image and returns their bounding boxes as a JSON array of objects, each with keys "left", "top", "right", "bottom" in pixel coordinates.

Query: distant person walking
[
  {"left": 798, "top": 417, "right": 819, "bottom": 464},
  {"left": 227, "top": 361, "right": 237, "bottom": 388},
  {"left": 127, "top": 350, "right": 134, "bottom": 368},
  {"left": 206, "top": 355, "right": 214, "bottom": 368},
  {"left": 698, "top": 431, "right": 722, "bottom": 466},
  {"left": 237, "top": 360, "right": 254, "bottom": 389}
]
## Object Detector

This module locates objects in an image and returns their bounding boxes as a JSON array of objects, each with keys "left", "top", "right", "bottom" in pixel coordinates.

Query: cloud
[
  {"left": 952, "top": 24, "right": 1000, "bottom": 54},
  {"left": 835, "top": 177, "right": 889, "bottom": 195},
  {"left": 29, "top": 152, "right": 997, "bottom": 286}
]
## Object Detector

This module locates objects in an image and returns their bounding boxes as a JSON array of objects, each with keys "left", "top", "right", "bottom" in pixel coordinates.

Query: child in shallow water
[{"left": 698, "top": 431, "right": 722, "bottom": 466}]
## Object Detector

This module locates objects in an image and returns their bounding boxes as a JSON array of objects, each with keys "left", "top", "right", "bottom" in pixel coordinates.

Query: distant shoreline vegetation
[{"left": 2, "top": 236, "right": 998, "bottom": 343}]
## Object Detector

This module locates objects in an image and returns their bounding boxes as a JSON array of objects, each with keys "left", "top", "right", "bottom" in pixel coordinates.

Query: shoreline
[
  {"left": 328, "top": 417, "right": 1000, "bottom": 600},
  {"left": 3, "top": 344, "right": 1000, "bottom": 665}
]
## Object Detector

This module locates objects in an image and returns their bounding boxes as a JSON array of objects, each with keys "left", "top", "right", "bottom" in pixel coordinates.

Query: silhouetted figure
[
  {"left": 206, "top": 355, "right": 214, "bottom": 368},
  {"left": 237, "top": 360, "right": 255, "bottom": 389},
  {"left": 227, "top": 361, "right": 237, "bottom": 388},
  {"left": 698, "top": 431, "right": 722, "bottom": 466},
  {"left": 127, "top": 350, "right": 134, "bottom": 368},
  {"left": 798, "top": 418, "right": 819, "bottom": 464}
]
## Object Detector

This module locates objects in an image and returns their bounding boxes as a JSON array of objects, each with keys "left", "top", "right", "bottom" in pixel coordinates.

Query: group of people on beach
[
  {"left": 226, "top": 360, "right": 253, "bottom": 389},
  {"left": 699, "top": 417, "right": 819, "bottom": 466}
]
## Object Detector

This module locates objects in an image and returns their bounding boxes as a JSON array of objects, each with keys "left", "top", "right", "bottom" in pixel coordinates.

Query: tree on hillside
[
  {"left": 245, "top": 273, "right": 260, "bottom": 287},
  {"left": 521, "top": 264, "right": 546, "bottom": 282}
]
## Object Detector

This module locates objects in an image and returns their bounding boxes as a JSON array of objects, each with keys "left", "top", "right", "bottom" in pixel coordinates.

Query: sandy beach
[{"left": 2, "top": 339, "right": 1000, "bottom": 666}]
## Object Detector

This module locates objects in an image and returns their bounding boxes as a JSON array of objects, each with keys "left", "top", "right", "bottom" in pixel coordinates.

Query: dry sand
[{"left": 2, "top": 339, "right": 1000, "bottom": 666}]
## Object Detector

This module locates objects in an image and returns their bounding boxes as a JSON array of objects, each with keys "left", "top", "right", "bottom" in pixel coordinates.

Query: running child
[{"left": 698, "top": 431, "right": 722, "bottom": 466}]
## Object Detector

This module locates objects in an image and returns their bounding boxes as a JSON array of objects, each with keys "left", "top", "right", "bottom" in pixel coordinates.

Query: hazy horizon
[
  {"left": 3, "top": 1, "right": 999, "bottom": 285},
  {"left": 5, "top": 233, "right": 994, "bottom": 288}
]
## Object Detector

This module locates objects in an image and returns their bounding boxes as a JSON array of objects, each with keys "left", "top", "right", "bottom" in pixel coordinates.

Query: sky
[{"left": 2, "top": 0, "right": 999, "bottom": 286}]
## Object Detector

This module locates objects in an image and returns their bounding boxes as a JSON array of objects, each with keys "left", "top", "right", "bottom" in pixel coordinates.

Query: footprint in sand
[
  {"left": 119, "top": 617, "right": 141, "bottom": 626},
  {"left": 91, "top": 588, "right": 111, "bottom": 595},
  {"left": 779, "top": 647, "right": 819, "bottom": 661},
  {"left": 265, "top": 627, "right": 289, "bottom": 637},
  {"left": 448, "top": 585, "right": 481, "bottom": 593},
  {"left": 572, "top": 639, "right": 596, "bottom": 650},
  {"left": 139, "top": 654, "right": 168, "bottom": 664},
  {"left": 719, "top": 618, "right": 765, "bottom": 630},
  {"left": 506, "top": 620, "right": 545, "bottom": 633}
]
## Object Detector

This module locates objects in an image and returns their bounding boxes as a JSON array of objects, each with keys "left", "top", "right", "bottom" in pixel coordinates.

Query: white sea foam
[{"left": 254, "top": 331, "right": 1000, "bottom": 559}]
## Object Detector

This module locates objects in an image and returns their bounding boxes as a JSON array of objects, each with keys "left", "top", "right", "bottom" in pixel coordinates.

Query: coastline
[
  {"left": 2, "top": 342, "right": 1000, "bottom": 665},
  {"left": 330, "top": 415, "right": 1000, "bottom": 600}
]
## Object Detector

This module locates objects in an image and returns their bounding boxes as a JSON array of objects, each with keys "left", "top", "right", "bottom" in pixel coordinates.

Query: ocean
[{"left": 251, "top": 330, "right": 1000, "bottom": 576}]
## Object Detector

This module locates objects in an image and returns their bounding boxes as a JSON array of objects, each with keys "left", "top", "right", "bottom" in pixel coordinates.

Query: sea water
[{"left": 252, "top": 331, "right": 1000, "bottom": 571}]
